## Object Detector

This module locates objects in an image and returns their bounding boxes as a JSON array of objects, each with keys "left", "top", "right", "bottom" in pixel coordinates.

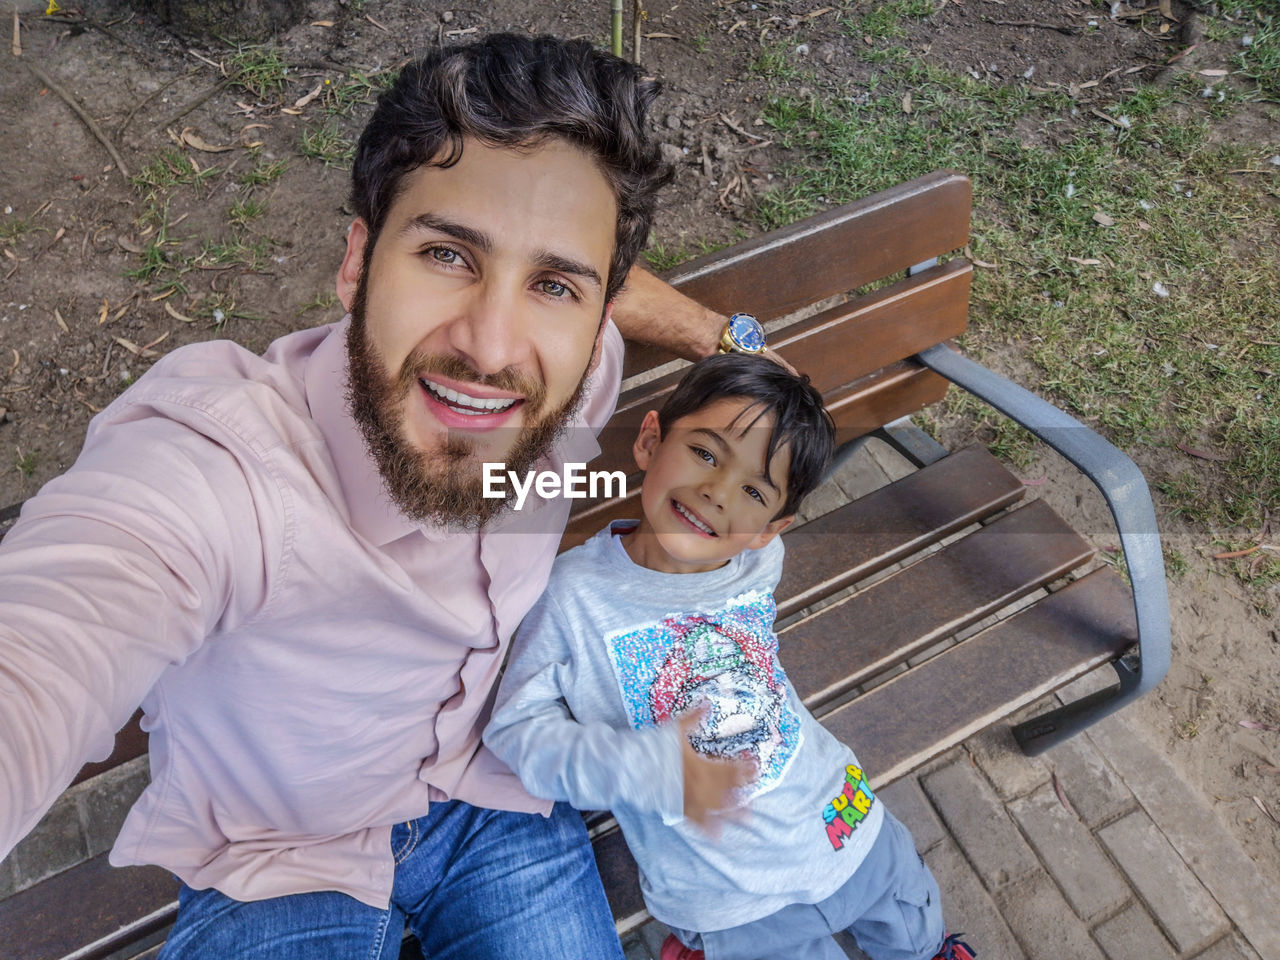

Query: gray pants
[{"left": 668, "top": 810, "right": 944, "bottom": 960}]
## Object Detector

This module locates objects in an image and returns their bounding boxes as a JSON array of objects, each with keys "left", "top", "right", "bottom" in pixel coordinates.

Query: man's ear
[
  {"left": 632, "top": 409, "right": 662, "bottom": 472},
  {"left": 586, "top": 301, "right": 614, "bottom": 377},
  {"left": 747, "top": 514, "right": 794, "bottom": 551},
  {"left": 336, "top": 219, "right": 370, "bottom": 311}
]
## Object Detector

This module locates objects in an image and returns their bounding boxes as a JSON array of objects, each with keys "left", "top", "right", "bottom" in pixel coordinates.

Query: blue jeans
[{"left": 159, "top": 800, "right": 625, "bottom": 960}]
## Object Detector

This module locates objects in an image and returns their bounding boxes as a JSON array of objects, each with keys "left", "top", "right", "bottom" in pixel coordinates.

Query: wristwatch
[{"left": 717, "top": 312, "right": 767, "bottom": 355}]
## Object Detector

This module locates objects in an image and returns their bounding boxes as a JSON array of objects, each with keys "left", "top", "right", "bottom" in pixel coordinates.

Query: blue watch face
[{"left": 729, "top": 313, "right": 765, "bottom": 352}]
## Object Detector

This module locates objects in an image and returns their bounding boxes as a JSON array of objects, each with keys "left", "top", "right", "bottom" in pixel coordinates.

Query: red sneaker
[
  {"left": 659, "top": 933, "right": 704, "bottom": 960},
  {"left": 933, "top": 932, "right": 977, "bottom": 959}
]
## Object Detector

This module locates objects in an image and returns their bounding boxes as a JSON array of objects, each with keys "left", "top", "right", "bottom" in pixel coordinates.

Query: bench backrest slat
[{"left": 622, "top": 170, "right": 972, "bottom": 378}]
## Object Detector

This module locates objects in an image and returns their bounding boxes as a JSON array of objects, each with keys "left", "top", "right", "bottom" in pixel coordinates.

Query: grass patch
[
  {"left": 643, "top": 237, "right": 731, "bottom": 272},
  {"left": 300, "top": 121, "right": 355, "bottom": 167},
  {"left": 131, "top": 150, "right": 218, "bottom": 192},
  {"left": 227, "top": 45, "right": 288, "bottom": 101},
  {"left": 14, "top": 448, "right": 37, "bottom": 478},
  {"left": 753, "top": 52, "right": 1280, "bottom": 568},
  {"left": 228, "top": 194, "right": 268, "bottom": 227},
  {"left": 845, "top": 0, "right": 937, "bottom": 41},
  {"left": 297, "top": 291, "right": 339, "bottom": 315},
  {"left": 238, "top": 158, "right": 288, "bottom": 187},
  {"left": 325, "top": 70, "right": 397, "bottom": 116},
  {"left": 0, "top": 216, "right": 33, "bottom": 243}
]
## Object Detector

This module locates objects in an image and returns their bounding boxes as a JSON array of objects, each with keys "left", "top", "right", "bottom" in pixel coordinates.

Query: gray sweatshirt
[{"left": 484, "top": 521, "right": 884, "bottom": 932}]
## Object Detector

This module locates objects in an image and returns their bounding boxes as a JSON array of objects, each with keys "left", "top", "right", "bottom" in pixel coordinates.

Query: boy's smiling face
[{"left": 624, "top": 397, "right": 795, "bottom": 574}]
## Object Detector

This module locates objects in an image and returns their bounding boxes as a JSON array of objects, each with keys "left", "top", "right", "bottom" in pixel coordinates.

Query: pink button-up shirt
[{"left": 0, "top": 317, "right": 623, "bottom": 908}]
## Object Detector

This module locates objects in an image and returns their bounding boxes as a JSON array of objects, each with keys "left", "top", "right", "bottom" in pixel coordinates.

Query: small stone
[{"left": 441, "top": 10, "right": 454, "bottom": 23}]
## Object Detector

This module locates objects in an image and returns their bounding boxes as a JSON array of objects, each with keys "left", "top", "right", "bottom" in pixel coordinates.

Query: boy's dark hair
[
  {"left": 351, "top": 33, "right": 674, "bottom": 303},
  {"left": 658, "top": 354, "right": 835, "bottom": 519}
]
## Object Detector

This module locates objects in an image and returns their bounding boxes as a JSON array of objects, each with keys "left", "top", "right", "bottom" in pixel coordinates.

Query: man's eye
[
  {"left": 539, "top": 279, "right": 572, "bottom": 299},
  {"left": 428, "top": 247, "right": 460, "bottom": 264}
]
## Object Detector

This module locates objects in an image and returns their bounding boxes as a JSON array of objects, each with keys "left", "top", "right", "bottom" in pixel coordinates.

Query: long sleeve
[
  {"left": 0, "top": 411, "right": 265, "bottom": 861},
  {"left": 484, "top": 593, "right": 684, "bottom": 820}
]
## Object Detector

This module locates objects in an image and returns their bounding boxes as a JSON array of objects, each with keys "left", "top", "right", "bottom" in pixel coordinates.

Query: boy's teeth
[
  {"left": 675, "top": 502, "right": 714, "bottom": 535},
  {"left": 423, "top": 379, "right": 517, "bottom": 413}
]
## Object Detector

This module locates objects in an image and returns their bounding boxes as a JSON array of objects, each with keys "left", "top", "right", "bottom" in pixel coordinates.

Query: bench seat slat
[
  {"left": 781, "top": 499, "right": 1095, "bottom": 711},
  {"left": 0, "top": 854, "right": 176, "bottom": 960},
  {"left": 823, "top": 568, "right": 1137, "bottom": 786},
  {"left": 776, "top": 446, "right": 1025, "bottom": 620}
]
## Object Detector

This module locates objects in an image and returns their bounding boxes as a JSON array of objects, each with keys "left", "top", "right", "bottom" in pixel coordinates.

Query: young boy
[{"left": 485, "top": 354, "right": 975, "bottom": 960}]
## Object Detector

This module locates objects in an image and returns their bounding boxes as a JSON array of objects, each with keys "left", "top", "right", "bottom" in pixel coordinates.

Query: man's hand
[{"left": 678, "top": 707, "right": 756, "bottom": 836}]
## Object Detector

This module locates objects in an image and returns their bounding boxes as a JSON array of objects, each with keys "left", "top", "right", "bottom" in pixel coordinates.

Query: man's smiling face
[{"left": 337, "top": 137, "right": 618, "bottom": 525}]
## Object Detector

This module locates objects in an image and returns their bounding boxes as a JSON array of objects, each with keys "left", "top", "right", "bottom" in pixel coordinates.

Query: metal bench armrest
[{"left": 916, "top": 343, "right": 1171, "bottom": 755}]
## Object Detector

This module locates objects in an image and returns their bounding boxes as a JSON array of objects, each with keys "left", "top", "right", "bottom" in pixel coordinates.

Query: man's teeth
[
  {"left": 422, "top": 379, "right": 518, "bottom": 414},
  {"left": 675, "top": 502, "right": 715, "bottom": 535}
]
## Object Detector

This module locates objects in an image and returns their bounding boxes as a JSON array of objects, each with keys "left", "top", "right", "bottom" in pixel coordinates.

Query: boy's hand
[{"left": 678, "top": 707, "right": 756, "bottom": 836}]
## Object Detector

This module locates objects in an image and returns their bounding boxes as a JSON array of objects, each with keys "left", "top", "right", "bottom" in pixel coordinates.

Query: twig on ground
[
  {"left": 154, "top": 78, "right": 230, "bottom": 132},
  {"left": 987, "top": 19, "right": 1078, "bottom": 35},
  {"left": 119, "top": 68, "right": 200, "bottom": 138},
  {"left": 19, "top": 60, "right": 131, "bottom": 180}
]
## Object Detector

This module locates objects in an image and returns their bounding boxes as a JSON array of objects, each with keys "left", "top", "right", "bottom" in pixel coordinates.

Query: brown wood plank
[
  {"left": 623, "top": 171, "right": 972, "bottom": 377},
  {"left": 70, "top": 710, "right": 148, "bottom": 787},
  {"left": 823, "top": 568, "right": 1137, "bottom": 787},
  {"left": 596, "top": 262, "right": 970, "bottom": 478},
  {"left": 591, "top": 824, "right": 646, "bottom": 927},
  {"left": 780, "top": 499, "right": 1095, "bottom": 711},
  {"left": 561, "top": 363, "right": 951, "bottom": 552},
  {"left": 0, "top": 854, "right": 177, "bottom": 960},
  {"left": 777, "top": 446, "right": 1025, "bottom": 620}
]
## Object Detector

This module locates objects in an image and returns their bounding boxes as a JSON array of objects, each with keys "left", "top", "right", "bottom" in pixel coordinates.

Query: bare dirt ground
[{"left": 2, "top": 0, "right": 1278, "bottom": 891}]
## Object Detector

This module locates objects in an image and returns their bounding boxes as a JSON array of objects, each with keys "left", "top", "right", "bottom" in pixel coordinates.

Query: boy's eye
[
  {"left": 744, "top": 485, "right": 766, "bottom": 504},
  {"left": 690, "top": 445, "right": 715, "bottom": 464}
]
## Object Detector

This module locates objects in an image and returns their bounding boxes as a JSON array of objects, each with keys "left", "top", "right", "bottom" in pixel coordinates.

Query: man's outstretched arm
[{"left": 610, "top": 265, "right": 724, "bottom": 361}]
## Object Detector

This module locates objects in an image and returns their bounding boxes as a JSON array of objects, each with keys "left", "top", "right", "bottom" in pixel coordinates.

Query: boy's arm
[{"left": 485, "top": 596, "right": 685, "bottom": 819}]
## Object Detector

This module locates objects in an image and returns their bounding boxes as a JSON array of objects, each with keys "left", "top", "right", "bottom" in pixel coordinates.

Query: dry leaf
[
  {"left": 281, "top": 107, "right": 303, "bottom": 116},
  {"left": 164, "top": 301, "right": 198, "bottom": 324},
  {"left": 728, "top": 19, "right": 747, "bottom": 34},
  {"left": 1198, "top": 69, "right": 1229, "bottom": 77},
  {"left": 54, "top": 308, "right": 68, "bottom": 333},
  {"left": 902, "top": 92, "right": 913, "bottom": 114},
  {"left": 180, "top": 128, "right": 234, "bottom": 153},
  {"left": 644, "top": 32, "right": 680, "bottom": 39},
  {"left": 1253, "top": 796, "right": 1279, "bottom": 825},
  {"left": 294, "top": 81, "right": 324, "bottom": 110},
  {"left": 117, "top": 235, "right": 146, "bottom": 254},
  {"left": 804, "top": 6, "right": 834, "bottom": 19},
  {"left": 97, "top": 297, "right": 109, "bottom": 324},
  {"left": 311, "top": 20, "right": 335, "bottom": 27},
  {"left": 1177, "top": 443, "right": 1230, "bottom": 461},
  {"left": 149, "top": 289, "right": 175, "bottom": 301},
  {"left": 1092, "top": 212, "right": 1116, "bottom": 226},
  {"left": 1239, "top": 719, "right": 1280, "bottom": 732},
  {"left": 113, "top": 336, "right": 159, "bottom": 359},
  {"left": 1068, "top": 256, "right": 1102, "bottom": 266}
]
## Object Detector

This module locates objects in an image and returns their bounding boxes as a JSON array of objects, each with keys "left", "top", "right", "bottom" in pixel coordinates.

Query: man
[{"left": 0, "top": 35, "right": 734, "bottom": 958}]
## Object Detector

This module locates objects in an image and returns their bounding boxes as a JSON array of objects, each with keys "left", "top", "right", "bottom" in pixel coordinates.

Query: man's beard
[{"left": 344, "top": 272, "right": 591, "bottom": 529}]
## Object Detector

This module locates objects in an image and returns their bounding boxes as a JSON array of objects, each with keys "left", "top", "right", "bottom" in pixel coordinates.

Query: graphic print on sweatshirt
[{"left": 604, "top": 590, "right": 801, "bottom": 794}]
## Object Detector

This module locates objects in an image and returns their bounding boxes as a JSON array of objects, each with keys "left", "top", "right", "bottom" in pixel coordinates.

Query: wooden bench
[{"left": 0, "top": 170, "right": 1170, "bottom": 958}]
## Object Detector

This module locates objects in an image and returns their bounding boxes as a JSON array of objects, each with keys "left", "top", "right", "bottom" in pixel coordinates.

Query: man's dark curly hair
[{"left": 351, "top": 33, "right": 674, "bottom": 303}]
